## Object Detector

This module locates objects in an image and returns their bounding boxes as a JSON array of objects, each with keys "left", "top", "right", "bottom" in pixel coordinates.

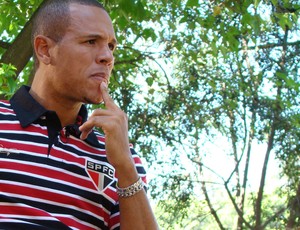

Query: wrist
[{"left": 114, "top": 159, "right": 140, "bottom": 187}]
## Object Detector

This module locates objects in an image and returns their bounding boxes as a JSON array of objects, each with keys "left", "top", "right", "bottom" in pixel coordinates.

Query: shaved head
[{"left": 32, "top": 0, "right": 106, "bottom": 69}]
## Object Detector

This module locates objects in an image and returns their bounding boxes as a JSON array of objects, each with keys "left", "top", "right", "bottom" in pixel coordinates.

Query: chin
[{"left": 83, "top": 97, "right": 103, "bottom": 105}]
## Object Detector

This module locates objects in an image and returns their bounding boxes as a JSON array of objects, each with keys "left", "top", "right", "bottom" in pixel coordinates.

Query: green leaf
[
  {"left": 143, "top": 28, "right": 157, "bottom": 41},
  {"left": 254, "top": 0, "right": 261, "bottom": 8},
  {"left": 186, "top": 0, "right": 198, "bottom": 7},
  {"left": 148, "top": 88, "right": 155, "bottom": 95},
  {"left": 146, "top": 77, "right": 154, "bottom": 87},
  {"left": 276, "top": 13, "right": 293, "bottom": 29}
]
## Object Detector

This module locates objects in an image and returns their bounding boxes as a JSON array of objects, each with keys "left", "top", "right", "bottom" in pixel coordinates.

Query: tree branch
[
  {"left": 244, "top": 40, "right": 300, "bottom": 51},
  {"left": 201, "top": 177, "right": 226, "bottom": 230},
  {"left": 192, "top": 125, "right": 225, "bottom": 230},
  {"left": 262, "top": 206, "right": 287, "bottom": 229},
  {"left": 224, "top": 181, "right": 252, "bottom": 229},
  {"left": 0, "top": 17, "right": 33, "bottom": 77},
  {"left": 0, "top": 0, "right": 51, "bottom": 78},
  {"left": 286, "top": 181, "right": 300, "bottom": 227},
  {"left": 254, "top": 26, "right": 289, "bottom": 230}
]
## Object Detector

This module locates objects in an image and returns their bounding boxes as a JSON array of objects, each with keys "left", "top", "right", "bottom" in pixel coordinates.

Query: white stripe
[
  {"left": 110, "top": 222, "right": 121, "bottom": 230},
  {"left": 0, "top": 120, "right": 19, "bottom": 124},
  {"left": 0, "top": 214, "right": 58, "bottom": 221},
  {"left": 0, "top": 120, "right": 48, "bottom": 130},
  {"left": 102, "top": 187, "right": 118, "bottom": 204},
  {"left": 0, "top": 219, "right": 40, "bottom": 226},
  {"left": 0, "top": 137, "right": 48, "bottom": 147},
  {"left": 48, "top": 146, "right": 90, "bottom": 169},
  {"left": 50, "top": 143, "right": 111, "bottom": 170},
  {"left": 0, "top": 101, "right": 10, "bottom": 106},
  {"left": 54, "top": 214, "right": 98, "bottom": 230},
  {"left": 57, "top": 136, "right": 106, "bottom": 156},
  {"left": 1, "top": 202, "right": 32, "bottom": 208},
  {"left": 0, "top": 111, "right": 15, "bottom": 116}
]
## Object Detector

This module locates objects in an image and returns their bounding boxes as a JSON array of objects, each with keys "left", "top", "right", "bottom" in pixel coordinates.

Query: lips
[{"left": 90, "top": 72, "right": 108, "bottom": 84}]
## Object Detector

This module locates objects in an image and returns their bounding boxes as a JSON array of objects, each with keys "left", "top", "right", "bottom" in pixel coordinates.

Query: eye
[
  {"left": 87, "top": 39, "right": 96, "bottom": 45},
  {"left": 108, "top": 43, "right": 115, "bottom": 51}
]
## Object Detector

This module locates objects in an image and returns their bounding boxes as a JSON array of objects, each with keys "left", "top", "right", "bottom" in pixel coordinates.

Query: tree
[
  {"left": 0, "top": 0, "right": 299, "bottom": 229},
  {"left": 150, "top": 0, "right": 300, "bottom": 229}
]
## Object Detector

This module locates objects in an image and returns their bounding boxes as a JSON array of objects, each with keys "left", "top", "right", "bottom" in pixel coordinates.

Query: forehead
[{"left": 66, "top": 3, "right": 116, "bottom": 40}]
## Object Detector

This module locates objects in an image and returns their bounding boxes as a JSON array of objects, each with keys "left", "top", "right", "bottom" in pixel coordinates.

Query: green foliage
[
  {"left": 0, "top": 0, "right": 40, "bottom": 39},
  {"left": 0, "top": 63, "right": 17, "bottom": 98}
]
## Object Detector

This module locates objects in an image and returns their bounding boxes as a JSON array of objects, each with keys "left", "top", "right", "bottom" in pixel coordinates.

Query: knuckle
[
  {"left": 118, "top": 110, "right": 127, "bottom": 118},
  {"left": 86, "top": 117, "right": 96, "bottom": 126},
  {"left": 92, "top": 108, "right": 102, "bottom": 114},
  {"left": 115, "top": 111, "right": 127, "bottom": 123}
]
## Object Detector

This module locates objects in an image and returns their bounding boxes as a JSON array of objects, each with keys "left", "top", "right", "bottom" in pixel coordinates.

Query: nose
[{"left": 96, "top": 45, "right": 114, "bottom": 66}]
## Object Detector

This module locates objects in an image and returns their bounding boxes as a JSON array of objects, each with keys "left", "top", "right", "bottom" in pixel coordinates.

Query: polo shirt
[{"left": 0, "top": 85, "right": 147, "bottom": 230}]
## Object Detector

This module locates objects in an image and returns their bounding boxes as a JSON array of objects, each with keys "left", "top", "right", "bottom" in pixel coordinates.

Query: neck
[{"left": 30, "top": 75, "right": 82, "bottom": 127}]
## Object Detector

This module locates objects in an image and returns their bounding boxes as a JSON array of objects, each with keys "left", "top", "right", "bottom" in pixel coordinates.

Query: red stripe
[
  {"left": 0, "top": 100, "right": 9, "bottom": 103},
  {"left": 109, "top": 213, "right": 120, "bottom": 229},
  {"left": 0, "top": 139, "right": 47, "bottom": 155},
  {"left": 65, "top": 138, "right": 106, "bottom": 155},
  {"left": 0, "top": 123, "right": 48, "bottom": 135},
  {"left": 0, "top": 205, "right": 52, "bottom": 217},
  {"left": 103, "top": 187, "right": 118, "bottom": 202},
  {"left": 50, "top": 147, "right": 86, "bottom": 166},
  {"left": 142, "top": 176, "right": 147, "bottom": 184},
  {"left": 132, "top": 155, "right": 143, "bottom": 165},
  {"left": 0, "top": 107, "right": 14, "bottom": 114},
  {"left": 96, "top": 135, "right": 105, "bottom": 143}
]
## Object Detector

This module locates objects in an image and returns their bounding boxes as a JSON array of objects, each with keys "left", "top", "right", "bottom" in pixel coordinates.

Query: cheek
[
  {"left": 109, "top": 60, "right": 115, "bottom": 72},
  {"left": 61, "top": 56, "right": 89, "bottom": 77},
  {"left": 59, "top": 46, "right": 92, "bottom": 67}
]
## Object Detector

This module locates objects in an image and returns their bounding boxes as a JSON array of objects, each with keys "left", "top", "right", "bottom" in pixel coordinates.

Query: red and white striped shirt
[{"left": 0, "top": 86, "right": 147, "bottom": 230}]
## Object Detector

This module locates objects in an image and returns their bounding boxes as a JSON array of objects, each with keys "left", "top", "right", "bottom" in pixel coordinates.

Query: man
[{"left": 0, "top": 0, "right": 158, "bottom": 229}]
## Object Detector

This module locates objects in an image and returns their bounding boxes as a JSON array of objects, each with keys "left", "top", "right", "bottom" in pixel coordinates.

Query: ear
[{"left": 34, "top": 35, "right": 55, "bottom": 65}]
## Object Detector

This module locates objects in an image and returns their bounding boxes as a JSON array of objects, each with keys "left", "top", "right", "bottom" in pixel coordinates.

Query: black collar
[{"left": 10, "top": 85, "right": 101, "bottom": 148}]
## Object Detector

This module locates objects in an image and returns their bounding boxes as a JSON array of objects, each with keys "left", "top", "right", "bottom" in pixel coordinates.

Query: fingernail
[{"left": 101, "top": 82, "right": 107, "bottom": 89}]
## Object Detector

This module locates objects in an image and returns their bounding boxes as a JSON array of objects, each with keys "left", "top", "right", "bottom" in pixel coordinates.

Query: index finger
[{"left": 100, "top": 82, "right": 118, "bottom": 109}]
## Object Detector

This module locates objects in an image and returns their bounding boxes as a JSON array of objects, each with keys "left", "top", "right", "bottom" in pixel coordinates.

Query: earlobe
[{"left": 34, "top": 35, "right": 54, "bottom": 65}]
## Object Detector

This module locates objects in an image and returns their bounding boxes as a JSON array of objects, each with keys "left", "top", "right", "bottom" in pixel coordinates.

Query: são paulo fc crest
[{"left": 86, "top": 160, "right": 115, "bottom": 192}]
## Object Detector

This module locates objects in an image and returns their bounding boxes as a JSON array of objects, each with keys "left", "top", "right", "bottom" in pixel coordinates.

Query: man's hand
[
  {"left": 80, "top": 83, "right": 159, "bottom": 229},
  {"left": 79, "top": 82, "right": 133, "bottom": 169}
]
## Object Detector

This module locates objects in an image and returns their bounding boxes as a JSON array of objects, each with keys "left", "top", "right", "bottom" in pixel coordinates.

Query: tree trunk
[
  {"left": 0, "top": 0, "right": 52, "bottom": 79},
  {"left": 0, "top": 16, "right": 33, "bottom": 78},
  {"left": 286, "top": 183, "right": 300, "bottom": 229}
]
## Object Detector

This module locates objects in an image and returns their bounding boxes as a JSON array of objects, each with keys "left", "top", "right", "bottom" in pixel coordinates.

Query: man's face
[{"left": 49, "top": 4, "right": 117, "bottom": 104}]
